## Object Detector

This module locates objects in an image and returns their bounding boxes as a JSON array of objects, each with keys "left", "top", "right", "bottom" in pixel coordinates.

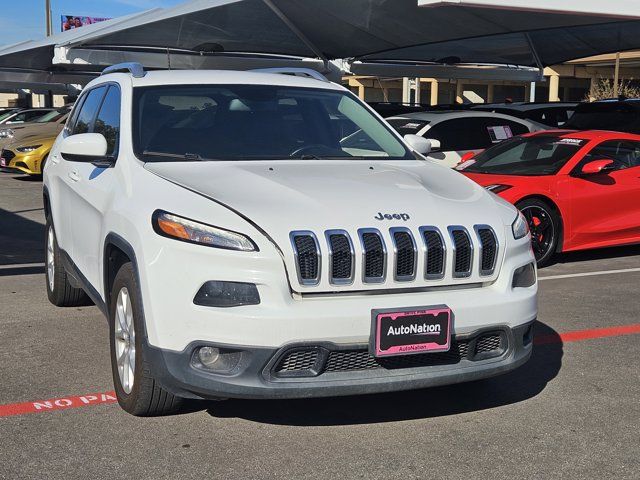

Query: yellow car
[{"left": 0, "top": 133, "right": 58, "bottom": 176}]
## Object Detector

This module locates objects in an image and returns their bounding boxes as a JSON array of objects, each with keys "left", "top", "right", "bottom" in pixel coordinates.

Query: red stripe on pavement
[
  {"left": 1, "top": 324, "right": 640, "bottom": 418},
  {"left": 0, "top": 391, "right": 116, "bottom": 418},
  {"left": 534, "top": 323, "right": 640, "bottom": 345}
]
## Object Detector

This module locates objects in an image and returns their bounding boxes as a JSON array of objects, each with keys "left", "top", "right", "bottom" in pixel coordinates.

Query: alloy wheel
[
  {"left": 114, "top": 287, "right": 136, "bottom": 394},
  {"left": 46, "top": 226, "right": 55, "bottom": 292},
  {"left": 521, "top": 205, "right": 555, "bottom": 261}
]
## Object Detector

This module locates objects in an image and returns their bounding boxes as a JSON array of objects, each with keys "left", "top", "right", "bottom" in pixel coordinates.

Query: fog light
[
  {"left": 512, "top": 262, "right": 536, "bottom": 288},
  {"left": 194, "top": 281, "right": 260, "bottom": 307},
  {"left": 195, "top": 346, "right": 242, "bottom": 373},
  {"left": 198, "top": 346, "right": 220, "bottom": 367}
]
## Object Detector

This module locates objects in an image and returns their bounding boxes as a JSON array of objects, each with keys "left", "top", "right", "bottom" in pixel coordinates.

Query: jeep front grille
[{"left": 290, "top": 225, "right": 499, "bottom": 287}]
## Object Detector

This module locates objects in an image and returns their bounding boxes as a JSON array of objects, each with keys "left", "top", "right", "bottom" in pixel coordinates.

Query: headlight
[
  {"left": 485, "top": 184, "right": 512, "bottom": 194},
  {"left": 16, "top": 144, "right": 42, "bottom": 153},
  {"left": 0, "top": 129, "right": 14, "bottom": 139},
  {"left": 512, "top": 211, "right": 530, "bottom": 240},
  {"left": 152, "top": 210, "right": 257, "bottom": 251}
]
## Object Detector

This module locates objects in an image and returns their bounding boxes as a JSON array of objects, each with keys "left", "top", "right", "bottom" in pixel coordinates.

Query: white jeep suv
[{"left": 43, "top": 63, "right": 537, "bottom": 416}]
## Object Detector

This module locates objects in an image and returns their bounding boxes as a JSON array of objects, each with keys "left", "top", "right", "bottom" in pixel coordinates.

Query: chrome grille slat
[
  {"left": 419, "top": 226, "right": 445, "bottom": 280},
  {"left": 358, "top": 228, "right": 387, "bottom": 283},
  {"left": 474, "top": 225, "right": 498, "bottom": 276},
  {"left": 325, "top": 230, "right": 355, "bottom": 285},
  {"left": 390, "top": 227, "right": 417, "bottom": 281},
  {"left": 290, "top": 231, "right": 321, "bottom": 286},
  {"left": 449, "top": 227, "right": 473, "bottom": 278}
]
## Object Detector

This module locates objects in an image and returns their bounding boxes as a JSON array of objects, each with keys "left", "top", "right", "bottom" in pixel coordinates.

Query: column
[
  {"left": 430, "top": 79, "right": 439, "bottom": 106},
  {"left": 548, "top": 74, "right": 560, "bottom": 102},
  {"left": 402, "top": 77, "right": 411, "bottom": 104},
  {"left": 456, "top": 81, "right": 464, "bottom": 104},
  {"left": 486, "top": 83, "right": 495, "bottom": 103}
]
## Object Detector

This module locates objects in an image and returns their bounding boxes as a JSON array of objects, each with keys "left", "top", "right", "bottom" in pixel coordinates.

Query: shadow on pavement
[
  {"left": 544, "top": 243, "right": 640, "bottom": 268},
  {"left": 203, "top": 321, "right": 562, "bottom": 426},
  {"left": 0, "top": 207, "right": 45, "bottom": 266}
]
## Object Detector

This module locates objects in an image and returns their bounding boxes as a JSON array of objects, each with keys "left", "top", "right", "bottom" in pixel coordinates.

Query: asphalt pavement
[{"left": 0, "top": 172, "right": 638, "bottom": 480}]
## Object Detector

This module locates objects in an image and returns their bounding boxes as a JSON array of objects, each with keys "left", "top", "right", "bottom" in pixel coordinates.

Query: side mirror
[
  {"left": 403, "top": 134, "right": 432, "bottom": 155},
  {"left": 60, "top": 133, "right": 112, "bottom": 166},
  {"left": 579, "top": 159, "right": 615, "bottom": 175},
  {"left": 424, "top": 138, "right": 441, "bottom": 152}
]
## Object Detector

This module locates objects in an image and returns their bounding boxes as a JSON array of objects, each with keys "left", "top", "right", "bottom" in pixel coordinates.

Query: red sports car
[{"left": 458, "top": 130, "right": 640, "bottom": 266}]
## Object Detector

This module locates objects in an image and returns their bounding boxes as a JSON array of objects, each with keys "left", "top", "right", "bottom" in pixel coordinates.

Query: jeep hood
[{"left": 145, "top": 159, "right": 515, "bottom": 238}]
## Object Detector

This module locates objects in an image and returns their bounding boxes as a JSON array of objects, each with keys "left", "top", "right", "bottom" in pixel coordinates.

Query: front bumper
[{"left": 146, "top": 321, "right": 534, "bottom": 400}]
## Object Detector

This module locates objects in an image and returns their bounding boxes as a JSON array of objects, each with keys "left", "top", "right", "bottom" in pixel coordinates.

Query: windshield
[
  {"left": 458, "top": 135, "right": 584, "bottom": 176},
  {"left": 133, "top": 85, "right": 412, "bottom": 161},
  {"left": 0, "top": 112, "right": 14, "bottom": 122}
]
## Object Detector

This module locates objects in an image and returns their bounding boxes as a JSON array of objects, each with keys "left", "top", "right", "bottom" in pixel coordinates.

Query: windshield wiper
[{"left": 142, "top": 150, "right": 205, "bottom": 161}]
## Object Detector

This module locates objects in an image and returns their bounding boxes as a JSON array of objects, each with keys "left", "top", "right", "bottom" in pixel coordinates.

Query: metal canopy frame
[{"left": 2, "top": 0, "right": 640, "bottom": 87}]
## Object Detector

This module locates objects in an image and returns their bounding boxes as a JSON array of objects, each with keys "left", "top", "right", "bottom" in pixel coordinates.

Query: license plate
[{"left": 371, "top": 306, "right": 451, "bottom": 357}]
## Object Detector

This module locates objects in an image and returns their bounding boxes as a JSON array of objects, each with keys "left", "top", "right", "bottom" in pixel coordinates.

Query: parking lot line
[
  {"left": 535, "top": 323, "right": 640, "bottom": 345},
  {"left": 538, "top": 267, "right": 640, "bottom": 281},
  {"left": 0, "top": 322, "right": 639, "bottom": 419},
  {"left": 0, "top": 262, "right": 45, "bottom": 270}
]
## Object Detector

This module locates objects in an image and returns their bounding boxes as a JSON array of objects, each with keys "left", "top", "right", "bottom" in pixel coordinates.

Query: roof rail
[
  {"left": 102, "top": 62, "right": 146, "bottom": 78},
  {"left": 251, "top": 67, "right": 329, "bottom": 82}
]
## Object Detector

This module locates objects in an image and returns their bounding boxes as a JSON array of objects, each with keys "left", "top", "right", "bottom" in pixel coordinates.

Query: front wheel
[
  {"left": 516, "top": 198, "right": 560, "bottom": 267},
  {"left": 45, "top": 220, "right": 91, "bottom": 306},
  {"left": 109, "top": 262, "right": 184, "bottom": 416}
]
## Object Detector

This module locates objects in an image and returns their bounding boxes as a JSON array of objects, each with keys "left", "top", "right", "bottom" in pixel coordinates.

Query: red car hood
[{"left": 461, "top": 171, "right": 559, "bottom": 203}]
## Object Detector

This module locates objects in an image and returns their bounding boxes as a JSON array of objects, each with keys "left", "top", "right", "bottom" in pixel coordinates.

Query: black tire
[
  {"left": 45, "top": 219, "right": 91, "bottom": 307},
  {"left": 516, "top": 198, "right": 561, "bottom": 268},
  {"left": 109, "top": 262, "right": 184, "bottom": 416}
]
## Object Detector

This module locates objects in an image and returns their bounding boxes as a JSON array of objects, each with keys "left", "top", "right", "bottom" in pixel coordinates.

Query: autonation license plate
[{"left": 371, "top": 306, "right": 451, "bottom": 357}]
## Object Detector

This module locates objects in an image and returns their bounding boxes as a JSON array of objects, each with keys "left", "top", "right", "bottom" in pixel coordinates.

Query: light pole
[{"left": 45, "top": 0, "right": 53, "bottom": 36}]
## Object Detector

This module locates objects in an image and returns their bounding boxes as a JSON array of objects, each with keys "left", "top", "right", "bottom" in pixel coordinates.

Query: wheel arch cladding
[{"left": 42, "top": 187, "right": 51, "bottom": 219}]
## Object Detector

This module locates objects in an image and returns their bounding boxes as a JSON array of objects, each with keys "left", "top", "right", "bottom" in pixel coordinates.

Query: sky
[{"left": 0, "top": 0, "right": 184, "bottom": 46}]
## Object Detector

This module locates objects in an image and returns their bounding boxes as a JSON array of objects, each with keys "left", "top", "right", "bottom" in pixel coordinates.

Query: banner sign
[{"left": 61, "top": 15, "right": 111, "bottom": 32}]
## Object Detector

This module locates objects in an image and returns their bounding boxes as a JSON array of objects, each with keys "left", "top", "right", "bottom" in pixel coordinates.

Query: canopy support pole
[
  {"left": 524, "top": 33, "right": 544, "bottom": 81},
  {"left": 261, "top": 0, "right": 329, "bottom": 69}
]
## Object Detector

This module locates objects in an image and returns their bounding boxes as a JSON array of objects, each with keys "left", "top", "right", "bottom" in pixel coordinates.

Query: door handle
[{"left": 68, "top": 170, "right": 80, "bottom": 182}]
